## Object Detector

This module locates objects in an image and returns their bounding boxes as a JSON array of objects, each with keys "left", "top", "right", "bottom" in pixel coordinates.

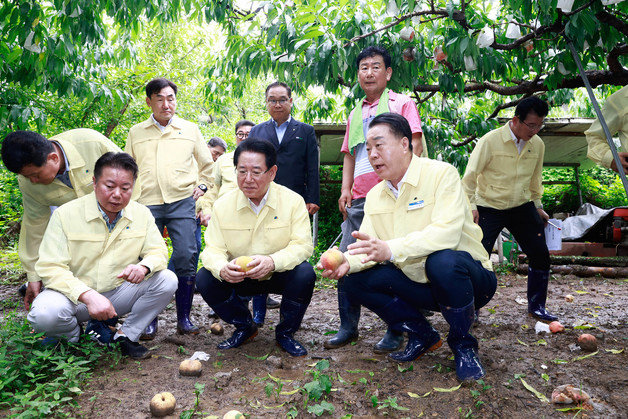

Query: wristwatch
[{"left": 197, "top": 184, "right": 208, "bottom": 192}]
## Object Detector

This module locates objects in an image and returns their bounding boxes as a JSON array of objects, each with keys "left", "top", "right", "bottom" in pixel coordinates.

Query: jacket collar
[
  {"left": 54, "top": 138, "right": 86, "bottom": 171},
  {"left": 84, "top": 192, "right": 134, "bottom": 223},
  {"left": 141, "top": 115, "right": 182, "bottom": 130},
  {"left": 235, "top": 182, "right": 278, "bottom": 212}
]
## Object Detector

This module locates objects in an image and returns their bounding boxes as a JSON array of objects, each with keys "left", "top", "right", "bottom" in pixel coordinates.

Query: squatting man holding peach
[
  {"left": 195, "top": 138, "right": 316, "bottom": 357},
  {"left": 27, "top": 152, "right": 177, "bottom": 359},
  {"left": 320, "top": 113, "right": 497, "bottom": 381}
]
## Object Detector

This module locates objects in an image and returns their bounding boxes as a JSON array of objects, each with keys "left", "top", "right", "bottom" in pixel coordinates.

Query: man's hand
[
  {"left": 317, "top": 250, "right": 350, "bottom": 280},
  {"left": 244, "top": 255, "right": 275, "bottom": 280},
  {"left": 79, "top": 289, "right": 117, "bottom": 321},
  {"left": 537, "top": 207, "right": 550, "bottom": 226},
  {"left": 306, "top": 203, "right": 320, "bottom": 215},
  {"left": 347, "top": 231, "right": 392, "bottom": 264},
  {"left": 220, "top": 261, "right": 247, "bottom": 283},
  {"left": 472, "top": 209, "right": 479, "bottom": 224},
  {"left": 117, "top": 264, "right": 150, "bottom": 284},
  {"left": 198, "top": 210, "right": 211, "bottom": 227},
  {"left": 192, "top": 186, "right": 206, "bottom": 200},
  {"left": 338, "top": 189, "right": 352, "bottom": 219},
  {"left": 610, "top": 152, "right": 628, "bottom": 174},
  {"left": 24, "top": 281, "right": 42, "bottom": 310}
]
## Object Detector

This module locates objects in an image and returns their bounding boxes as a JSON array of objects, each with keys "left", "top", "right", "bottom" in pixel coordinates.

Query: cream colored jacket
[
  {"left": 201, "top": 182, "right": 313, "bottom": 280},
  {"left": 197, "top": 151, "right": 237, "bottom": 215},
  {"left": 462, "top": 122, "right": 544, "bottom": 210},
  {"left": 35, "top": 193, "right": 167, "bottom": 304},
  {"left": 125, "top": 116, "right": 214, "bottom": 205},
  {"left": 586, "top": 85, "right": 628, "bottom": 169},
  {"left": 346, "top": 156, "right": 491, "bottom": 283}
]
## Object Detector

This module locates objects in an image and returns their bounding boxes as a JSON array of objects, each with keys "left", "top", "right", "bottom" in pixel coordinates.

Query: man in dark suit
[{"left": 250, "top": 82, "right": 320, "bottom": 215}]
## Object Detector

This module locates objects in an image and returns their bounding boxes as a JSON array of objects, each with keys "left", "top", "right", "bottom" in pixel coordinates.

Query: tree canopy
[{"left": 2, "top": 0, "right": 626, "bottom": 162}]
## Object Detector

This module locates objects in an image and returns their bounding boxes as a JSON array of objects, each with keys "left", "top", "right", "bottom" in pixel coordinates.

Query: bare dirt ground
[{"left": 2, "top": 272, "right": 627, "bottom": 418}]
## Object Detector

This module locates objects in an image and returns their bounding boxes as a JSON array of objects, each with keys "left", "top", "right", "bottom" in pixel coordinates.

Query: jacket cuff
[{"left": 602, "top": 151, "right": 614, "bottom": 169}]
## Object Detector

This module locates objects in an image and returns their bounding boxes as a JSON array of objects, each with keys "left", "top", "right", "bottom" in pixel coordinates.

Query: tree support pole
[{"left": 566, "top": 39, "right": 628, "bottom": 201}]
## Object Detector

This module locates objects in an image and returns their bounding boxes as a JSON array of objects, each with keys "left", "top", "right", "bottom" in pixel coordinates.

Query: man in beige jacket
[
  {"left": 27, "top": 152, "right": 177, "bottom": 359},
  {"left": 125, "top": 77, "right": 214, "bottom": 337}
]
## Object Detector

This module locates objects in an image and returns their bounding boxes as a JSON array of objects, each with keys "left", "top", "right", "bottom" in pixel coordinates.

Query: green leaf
[
  {"left": 572, "top": 350, "right": 598, "bottom": 361},
  {"left": 519, "top": 378, "right": 549, "bottom": 403},
  {"left": 433, "top": 384, "right": 462, "bottom": 392}
]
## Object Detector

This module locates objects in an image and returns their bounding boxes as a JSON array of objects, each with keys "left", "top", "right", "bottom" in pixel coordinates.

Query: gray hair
[{"left": 208, "top": 137, "right": 227, "bottom": 149}]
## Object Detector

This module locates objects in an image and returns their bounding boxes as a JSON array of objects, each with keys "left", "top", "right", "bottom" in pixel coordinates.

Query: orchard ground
[{"left": 0, "top": 272, "right": 626, "bottom": 418}]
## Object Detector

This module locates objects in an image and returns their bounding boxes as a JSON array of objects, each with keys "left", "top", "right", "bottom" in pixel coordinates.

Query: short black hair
[
  {"left": 208, "top": 137, "right": 227, "bottom": 149},
  {"left": 94, "top": 152, "right": 138, "bottom": 182},
  {"left": 233, "top": 138, "right": 277, "bottom": 170},
  {"left": 356, "top": 46, "right": 392, "bottom": 69},
  {"left": 265, "top": 82, "right": 292, "bottom": 98},
  {"left": 515, "top": 96, "right": 549, "bottom": 121},
  {"left": 368, "top": 113, "right": 413, "bottom": 151},
  {"left": 146, "top": 78, "right": 178, "bottom": 98},
  {"left": 1, "top": 130, "right": 55, "bottom": 173},
  {"left": 235, "top": 119, "right": 255, "bottom": 133}
]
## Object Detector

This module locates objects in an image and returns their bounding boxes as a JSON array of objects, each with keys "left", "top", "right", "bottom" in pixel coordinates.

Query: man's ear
[
  {"left": 145, "top": 96, "right": 151, "bottom": 107},
  {"left": 385, "top": 67, "right": 392, "bottom": 81},
  {"left": 92, "top": 176, "right": 96, "bottom": 190},
  {"left": 268, "top": 165, "right": 278, "bottom": 181},
  {"left": 401, "top": 136, "right": 410, "bottom": 151}
]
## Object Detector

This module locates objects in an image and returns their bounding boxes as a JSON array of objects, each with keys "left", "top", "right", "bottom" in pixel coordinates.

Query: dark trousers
[
  {"left": 477, "top": 202, "right": 550, "bottom": 270},
  {"left": 148, "top": 196, "right": 198, "bottom": 277},
  {"left": 168, "top": 217, "right": 202, "bottom": 272},
  {"left": 343, "top": 250, "right": 497, "bottom": 312},
  {"left": 196, "top": 261, "right": 316, "bottom": 307}
]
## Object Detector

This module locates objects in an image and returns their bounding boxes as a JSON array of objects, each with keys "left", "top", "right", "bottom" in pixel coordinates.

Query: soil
[{"left": 2, "top": 272, "right": 627, "bottom": 418}]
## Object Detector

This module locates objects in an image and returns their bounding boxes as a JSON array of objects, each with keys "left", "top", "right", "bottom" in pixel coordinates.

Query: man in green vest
[{"left": 326, "top": 46, "right": 428, "bottom": 352}]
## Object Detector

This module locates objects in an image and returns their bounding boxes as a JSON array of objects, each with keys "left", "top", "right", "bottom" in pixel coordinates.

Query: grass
[
  {"left": 0, "top": 247, "right": 23, "bottom": 285},
  {"left": 0, "top": 311, "right": 115, "bottom": 418}
]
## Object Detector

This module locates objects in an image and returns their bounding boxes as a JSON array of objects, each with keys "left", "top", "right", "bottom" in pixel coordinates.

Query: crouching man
[
  {"left": 320, "top": 113, "right": 497, "bottom": 381},
  {"left": 27, "top": 152, "right": 178, "bottom": 359},
  {"left": 196, "top": 139, "right": 315, "bottom": 357}
]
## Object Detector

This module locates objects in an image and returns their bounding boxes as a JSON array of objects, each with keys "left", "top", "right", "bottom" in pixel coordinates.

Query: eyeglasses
[
  {"left": 235, "top": 132, "right": 249, "bottom": 139},
  {"left": 520, "top": 120, "right": 545, "bottom": 132},
  {"left": 267, "top": 99, "right": 289, "bottom": 105},
  {"left": 236, "top": 168, "right": 270, "bottom": 179}
]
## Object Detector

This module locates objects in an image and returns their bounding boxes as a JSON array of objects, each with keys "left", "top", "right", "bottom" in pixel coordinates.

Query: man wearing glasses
[
  {"left": 196, "top": 139, "right": 315, "bottom": 357},
  {"left": 249, "top": 82, "right": 320, "bottom": 215},
  {"left": 462, "top": 96, "right": 558, "bottom": 322},
  {"left": 249, "top": 82, "right": 319, "bottom": 324}
]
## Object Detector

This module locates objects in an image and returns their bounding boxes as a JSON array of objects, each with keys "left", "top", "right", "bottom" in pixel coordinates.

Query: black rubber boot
[
  {"left": 176, "top": 276, "right": 200, "bottom": 335},
  {"left": 212, "top": 293, "right": 258, "bottom": 349},
  {"left": 140, "top": 317, "right": 158, "bottom": 340},
  {"left": 252, "top": 294, "right": 267, "bottom": 327},
  {"left": 440, "top": 301, "right": 485, "bottom": 381},
  {"left": 373, "top": 328, "right": 405, "bottom": 354},
  {"left": 374, "top": 297, "right": 441, "bottom": 362},
  {"left": 527, "top": 267, "right": 558, "bottom": 322},
  {"left": 275, "top": 298, "right": 309, "bottom": 357},
  {"left": 324, "top": 287, "right": 360, "bottom": 349}
]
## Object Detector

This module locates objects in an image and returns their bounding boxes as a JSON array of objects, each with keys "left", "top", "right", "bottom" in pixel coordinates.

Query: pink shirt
[{"left": 341, "top": 91, "right": 423, "bottom": 199}]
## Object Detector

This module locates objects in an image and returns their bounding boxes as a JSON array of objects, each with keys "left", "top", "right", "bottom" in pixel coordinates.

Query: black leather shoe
[
  {"left": 217, "top": 324, "right": 258, "bottom": 350},
  {"left": 266, "top": 295, "right": 281, "bottom": 309},
  {"left": 114, "top": 336, "right": 150, "bottom": 359}
]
